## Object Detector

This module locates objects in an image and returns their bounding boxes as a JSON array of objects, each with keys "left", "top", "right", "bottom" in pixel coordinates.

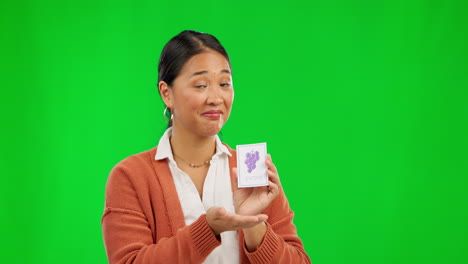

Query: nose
[{"left": 207, "top": 87, "right": 223, "bottom": 105}]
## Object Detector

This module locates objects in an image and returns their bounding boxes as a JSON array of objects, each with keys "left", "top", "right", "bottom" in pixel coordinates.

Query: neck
[{"left": 169, "top": 125, "right": 216, "bottom": 164}]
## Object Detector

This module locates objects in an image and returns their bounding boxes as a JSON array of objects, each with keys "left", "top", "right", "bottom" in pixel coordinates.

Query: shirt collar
[{"left": 155, "top": 127, "right": 232, "bottom": 161}]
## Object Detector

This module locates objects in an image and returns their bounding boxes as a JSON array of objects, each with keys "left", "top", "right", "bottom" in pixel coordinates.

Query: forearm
[
  {"left": 103, "top": 210, "right": 220, "bottom": 264},
  {"left": 242, "top": 221, "right": 311, "bottom": 264}
]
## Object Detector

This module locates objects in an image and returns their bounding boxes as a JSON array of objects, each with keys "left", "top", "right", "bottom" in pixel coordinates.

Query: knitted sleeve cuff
[
  {"left": 244, "top": 222, "right": 281, "bottom": 263},
  {"left": 189, "top": 214, "right": 221, "bottom": 257}
]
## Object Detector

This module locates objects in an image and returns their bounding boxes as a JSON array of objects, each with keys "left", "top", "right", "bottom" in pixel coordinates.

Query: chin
[
  {"left": 200, "top": 122, "right": 224, "bottom": 137},
  {"left": 202, "top": 126, "right": 222, "bottom": 136},
  {"left": 201, "top": 117, "right": 227, "bottom": 136}
]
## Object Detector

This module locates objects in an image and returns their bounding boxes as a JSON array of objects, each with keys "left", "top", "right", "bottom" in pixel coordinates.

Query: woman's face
[{"left": 161, "top": 50, "right": 234, "bottom": 137}]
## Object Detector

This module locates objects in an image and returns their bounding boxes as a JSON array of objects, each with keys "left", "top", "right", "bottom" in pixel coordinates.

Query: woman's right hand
[{"left": 206, "top": 207, "right": 268, "bottom": 236}]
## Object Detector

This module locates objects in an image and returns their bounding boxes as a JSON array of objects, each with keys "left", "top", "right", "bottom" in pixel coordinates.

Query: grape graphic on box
[
  {"left": 245, "top": 150, "right": 260, "bottom": 173},
  {"left": 236, "top": 142, "right": 268, "bottom": 188}
]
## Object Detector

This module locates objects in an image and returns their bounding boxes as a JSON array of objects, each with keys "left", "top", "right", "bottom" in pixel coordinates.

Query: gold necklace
[{"left": 173, "top": 153, "right": 211, "bottom": 168}]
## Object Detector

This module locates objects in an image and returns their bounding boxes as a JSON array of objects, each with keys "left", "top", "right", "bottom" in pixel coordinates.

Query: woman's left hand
[{"left": 233, "top": 154, "right": 281, "bottom": 216}]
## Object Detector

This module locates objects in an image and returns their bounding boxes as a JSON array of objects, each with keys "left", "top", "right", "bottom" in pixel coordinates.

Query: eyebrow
[{"left": 190, "top": 69, "right": 231, "bottom": 77}]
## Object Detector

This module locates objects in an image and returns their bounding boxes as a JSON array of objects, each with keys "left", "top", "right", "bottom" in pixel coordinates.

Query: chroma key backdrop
[{"left": 1, "top": 0, "right": 467, "bottom": 263}]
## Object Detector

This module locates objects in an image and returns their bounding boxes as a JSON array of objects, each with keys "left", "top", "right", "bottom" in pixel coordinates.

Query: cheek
[
  {"left": 186, "top": 96, "right": 206, "bottom": 117},
  {"left": 176, "top": 91, "right": 202, "bottom": 109},
  {"left": 225, "top": 91, "right": 234, "bottom": 109}
]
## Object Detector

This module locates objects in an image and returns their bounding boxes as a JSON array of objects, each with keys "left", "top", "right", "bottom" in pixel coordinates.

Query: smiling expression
[{"left": 160, "top": 50, "right": 234, "bottom": 137}]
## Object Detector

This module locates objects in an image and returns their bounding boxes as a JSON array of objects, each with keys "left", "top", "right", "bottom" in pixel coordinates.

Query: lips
[{"left": 202, "top": 110, "right": 223, "bottom": 119}]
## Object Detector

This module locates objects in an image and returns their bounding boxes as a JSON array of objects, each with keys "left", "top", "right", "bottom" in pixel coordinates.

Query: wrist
[
  {"left": 243, "top": 221, "right": 266, "bottom": 233},
  {"left": 206, "top": 220, "right": 222, "bottom": 237},
  {"left": 243, "top": 222, "right": 267, "bottom": 252}
]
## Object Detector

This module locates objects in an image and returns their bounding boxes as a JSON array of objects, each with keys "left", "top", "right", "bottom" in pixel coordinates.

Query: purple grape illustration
[{"left": 245, "top": 150, "right": 260, "bottom": 173}]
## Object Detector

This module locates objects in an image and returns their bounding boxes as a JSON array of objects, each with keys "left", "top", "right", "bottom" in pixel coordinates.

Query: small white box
[{"left": 236, "top": 143, "right": 268, "bottom": 188}]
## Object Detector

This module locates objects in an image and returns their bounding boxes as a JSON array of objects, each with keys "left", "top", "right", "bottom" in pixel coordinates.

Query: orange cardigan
[{"left": 102, "top": 145, "right": 311, "bottom": 264}]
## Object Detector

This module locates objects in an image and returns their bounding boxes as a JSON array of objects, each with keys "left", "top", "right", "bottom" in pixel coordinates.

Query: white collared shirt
[{"left": 155, "top": 128, "right": 239, "bottom": 264}]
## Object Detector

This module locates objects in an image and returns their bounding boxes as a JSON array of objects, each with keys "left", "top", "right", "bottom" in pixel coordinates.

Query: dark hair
[{"left": 158, "top": 30, "right": 231, "bottom": 127}]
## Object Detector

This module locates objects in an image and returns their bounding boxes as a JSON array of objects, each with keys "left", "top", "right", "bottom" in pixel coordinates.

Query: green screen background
[{"left": 1, "top": 0, "right": 467, "bottom": 263}]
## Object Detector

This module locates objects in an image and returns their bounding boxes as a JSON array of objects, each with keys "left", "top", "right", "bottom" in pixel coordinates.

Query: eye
[
  {"left": 220, "top": 83, "right": 231, "bottom": 88},
  {"left": 195, "top": 85, "right": 207, "bottom": 88}
]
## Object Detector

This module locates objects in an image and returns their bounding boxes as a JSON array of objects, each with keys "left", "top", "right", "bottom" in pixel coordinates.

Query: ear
[{"left": 158, "top": 81, "right": 173, "bottom": 108}]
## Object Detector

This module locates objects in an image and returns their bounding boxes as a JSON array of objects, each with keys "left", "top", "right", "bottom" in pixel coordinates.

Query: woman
[{"left": 102, "top": 30, "right": 311, "bottom": 264}]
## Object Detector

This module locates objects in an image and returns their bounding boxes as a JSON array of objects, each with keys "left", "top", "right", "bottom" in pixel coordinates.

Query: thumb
[
  {"left": 209, "top": 206, "right": 227, "bottom": 219},
  {"left": 206, "top": 207, "right": 227, "bottom": 236}
]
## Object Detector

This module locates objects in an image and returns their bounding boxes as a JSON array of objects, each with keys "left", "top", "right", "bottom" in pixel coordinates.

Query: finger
[
  {"left": 222, "top": 211, "right": 258, "bottom": 222},
  {"left": 257, "top": 214, "right": 269, "bottom": 222},
  {"left": 220, "top": 212, "right": 263, "bottom": 229},
  {"left": 268, "top": 180, "right": 278, "bottom": 190},
  {"left": 207, "top": 206, "right": 227, "bottom": 220},
  {"left": 265, "top": 156, "right": 278, "bottom": 174},
  {"left": 267, "top": 180, "right": 280, "bottom": 196},
  {"left": 267, "top": 169, "right": 281, "bottom": 187},
  {"left": 230, "top": 213, "right": 268, "bottom": 229},
  {"left": 215, "top": 207, "right": 227, "bottom": 219},
  {"left": 221, "top": 211, "right": 267, "bottom": 224}
]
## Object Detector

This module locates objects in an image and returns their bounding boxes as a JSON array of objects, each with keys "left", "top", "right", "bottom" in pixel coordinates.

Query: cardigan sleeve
[
  {"left": 101, "top": 162, "right": 221, "bottom": 264},
  {"left": 242, "top": 187, "right": 312, "bottom": 264}
]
